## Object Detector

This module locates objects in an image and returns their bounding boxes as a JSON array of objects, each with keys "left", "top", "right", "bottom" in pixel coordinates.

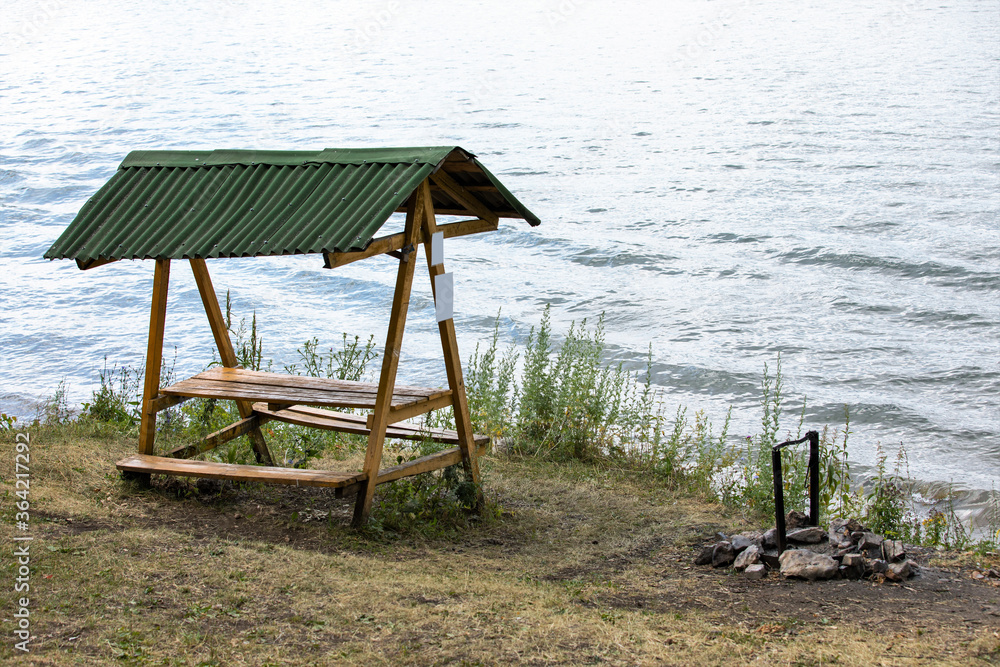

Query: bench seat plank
[{"left": 117, "top": 454, "right": 364, "bottom": 488}]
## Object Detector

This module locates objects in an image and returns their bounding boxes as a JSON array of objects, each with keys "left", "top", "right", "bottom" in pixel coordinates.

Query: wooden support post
[
  {"left": 352, "top": 193, "right": 422, "bottom": 527},
  {"left": 133, "top": 258, "right": 171, "bottom": 484},
  {"left": 190, "top": 258, "right": 274, "bottom": 465},
  {"left": 417, "top": 179, "right": 484, "bottom": 507}
]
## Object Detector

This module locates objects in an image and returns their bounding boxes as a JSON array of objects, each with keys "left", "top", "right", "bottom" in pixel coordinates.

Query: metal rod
[
  {"left": 808, "top": 430, "right": 820, "bottom": 527},
  {"left": 772, "top": 447, "right": 786, "bottom": 553}
]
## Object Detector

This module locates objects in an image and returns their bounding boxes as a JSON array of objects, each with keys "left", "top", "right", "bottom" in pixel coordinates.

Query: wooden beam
[
  {"left": 394, "top": 207, "right": 525, "bottom": 218},
  {"left": 148, "top": 394, "right": 189, "bottom": 414},
  {"left": 190, "top": 258, "right": 274, "bottom": 465},
  {"left": 137, "top": 259, "right": 171, "bottom": 470},
  {"left": 253, "top": 403, "right": 489, "bottom": 446},
  {"left": 165, "top": 414, "right": 271, "bottom": 459},
  {"left": 324, "top": 232, "right": 408, "bottom": 269},
  {"left": 76, "top": 257, "right": 116, "bottom": 270},
  {"left": 430, "top": 184, "right": 498, "bottom": 192},
  {"left": 323, "top": 218, "right": 496, "bottom": 270},
  {"left": 430, "top": 170, "right": 499, "bottom": 225},
  {"left": 418, "top": 182, "right": 484, "bottom": 507},
  {"left": 352, "top": 190, "right": 422, "bottom": 528},
  {"left": 439, "top": 160, "right": 482, "bottom": 172},
  {"left": 364, "top": 391, "right": 454, "bottom": 429},
  {"left": 336, "top": 441, "right": 488, "bottom": 499},
  {"left": 375, "top": 443, "right": 487, "bottom": 485}
]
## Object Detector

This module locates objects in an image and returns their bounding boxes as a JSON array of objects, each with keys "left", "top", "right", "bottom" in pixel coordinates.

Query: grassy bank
[
  {"left": 2, "top": 308, "right": 999, "bottom": 664},
  {"left": 1, "top": 420, "right": 999, "bottom": 665}
]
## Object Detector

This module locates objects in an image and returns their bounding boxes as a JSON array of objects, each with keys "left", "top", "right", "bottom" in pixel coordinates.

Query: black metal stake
[
  {"left": 772, "top": 446, "right": 787, "bottom": 553},
  {"left": 808, "top": 430, "right": 819, "bottom": 528},
  {"left": 772, "top": 430, "right": 820, "bottom": 554}
]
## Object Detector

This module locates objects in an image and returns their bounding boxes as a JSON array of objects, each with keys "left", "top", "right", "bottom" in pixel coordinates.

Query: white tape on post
[
  {"left": 434, "top": 272, "right": 453, "bottom": 323},
  {"left": 431, "top": 231, "right": 444, "bottom": 267}
]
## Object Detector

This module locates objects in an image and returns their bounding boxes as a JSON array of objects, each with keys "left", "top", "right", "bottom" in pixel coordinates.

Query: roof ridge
[{"left": 119, "top": 146, "right": 472, "bottom": 169}]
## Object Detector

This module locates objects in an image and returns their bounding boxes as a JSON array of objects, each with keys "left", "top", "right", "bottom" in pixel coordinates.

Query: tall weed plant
[{"left": 467, "top": 306, "right": 661, "bottom": 462}]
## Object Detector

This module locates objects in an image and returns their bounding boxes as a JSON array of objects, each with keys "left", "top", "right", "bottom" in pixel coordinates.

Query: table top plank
[{"left": 162, "top": 368, "right": 449, "bottom": 410}]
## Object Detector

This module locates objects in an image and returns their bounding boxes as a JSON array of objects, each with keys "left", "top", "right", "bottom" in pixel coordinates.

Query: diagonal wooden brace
[{"left": 190, "top": 258, "right": 274, "bottom": 465}]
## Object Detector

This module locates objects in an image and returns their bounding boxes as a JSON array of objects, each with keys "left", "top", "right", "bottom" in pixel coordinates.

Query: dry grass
[{"left": 1, "top": 422, "right": 998, "bottom": 665}]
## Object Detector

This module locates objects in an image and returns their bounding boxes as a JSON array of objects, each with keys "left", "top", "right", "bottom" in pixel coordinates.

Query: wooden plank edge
[
  {"left": 116, "top": 454, "right": 364, "bottom": 489},
  {"left": 195, "top": 366, "right": 449, "bottom": 397}
]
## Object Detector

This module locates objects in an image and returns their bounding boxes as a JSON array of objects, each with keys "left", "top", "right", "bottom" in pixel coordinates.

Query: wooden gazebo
[{"left": 45, "top": 146, "right": 540, "bottom": 526}]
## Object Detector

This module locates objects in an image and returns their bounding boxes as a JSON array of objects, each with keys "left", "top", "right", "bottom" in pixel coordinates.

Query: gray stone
[
  {"left": 762, "top": 528, "right": 779, "bottom": 549},
  {"left": 786, "top": 510, "right": 809, "bottom": 531},
  {"left": 842, "top": 552, "right": 865, "bottom": 566},
  {"left": 886, "top": 560, "right": 912, "bottom": 581},
  {"left": 734, "top": 544, "right": 761, "bottom": 570},
  {"left": 828, "top": 518, "right": 854, "bottom": 549},
  {"left": 786, "top": 526, "right": 826, "bottom": 544},
  {"left": 882, "top": 539, "right": 905, "bottom": 563},
  {"left": 869, "top": 558, "right": 889, "bottom": 575},
  {"left": 712, "top": 541, "right": 736, "bottom": 568},
  {"left": 760, "top": 548, "right": 781, "bottom": 569},
  {"left": 840, "top": 553, "right": 865, "bottom": 580},
  {"left": 694, "top": 545, "right": 715, "bottom": 566},
  {"left": 744, "top": 563, "right": 766, "bottom": 580},
  {"left": 730, "top": 534, "right": 760, "bottom": 554},
  {"left": 835, "top": 546, "right": 860, "bottom": 559},
  {"left": 779, "top": 549, "right": 839, "bottom": 581},
  {"left": 858, "top": 532, "right": 884, "bottom": 555}
]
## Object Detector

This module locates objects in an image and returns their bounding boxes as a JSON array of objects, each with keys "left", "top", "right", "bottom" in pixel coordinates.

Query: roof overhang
[{"left": 44, "top": 146, "right": 540, "bottom": 270}]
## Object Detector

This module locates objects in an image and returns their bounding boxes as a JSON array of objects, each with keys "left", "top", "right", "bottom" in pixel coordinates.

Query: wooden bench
[
  {"left": 118, "top": 438, "right": 487, "bottom": 497},
  {"left": 117, "top": 366, "right": 490, "bottom": 494}
]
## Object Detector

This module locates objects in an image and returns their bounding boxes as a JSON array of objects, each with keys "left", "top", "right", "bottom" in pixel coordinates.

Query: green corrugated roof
[{"left": 45, "top": 146, "right": 540, "bottom": 269}]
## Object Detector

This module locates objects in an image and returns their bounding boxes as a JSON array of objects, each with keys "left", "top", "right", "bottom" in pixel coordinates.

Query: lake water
[{"left": 2, "top": 0, "right": 997, "bottom": 522}]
